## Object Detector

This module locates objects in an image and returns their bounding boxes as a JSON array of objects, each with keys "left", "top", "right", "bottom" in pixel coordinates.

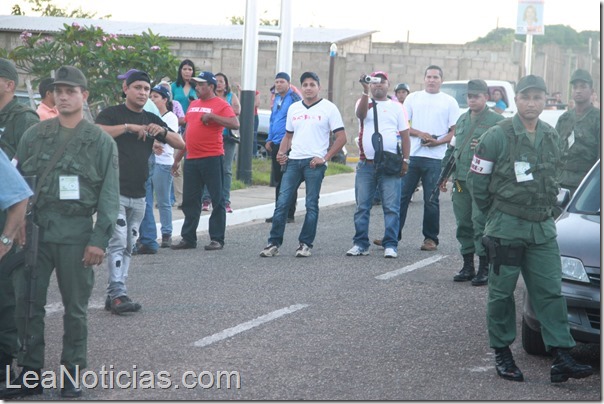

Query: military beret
[
  {"left": 54, "top": 66, "right": 87, "bottom": 89},
  {"left": 0, "top": 58, "right": 19, "bottom": 85},
  {"left": 467, "top": 79, "right": 489, "bottom": 95},
  {"left": 570, "top": 69, "right": 593, "bottom": 85},
  {"left": 516, "top": 75, "right": 547, "bottom": 94}
]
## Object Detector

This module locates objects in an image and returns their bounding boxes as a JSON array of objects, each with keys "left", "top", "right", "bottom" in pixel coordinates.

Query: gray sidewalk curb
[{"left": 162, "top": 188, "right": 356, "bottom": 238}]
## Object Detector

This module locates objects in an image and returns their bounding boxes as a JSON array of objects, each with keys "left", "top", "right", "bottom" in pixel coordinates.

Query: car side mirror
[{"left": 557, "top": 188, "right": 571, "bottom": 208}]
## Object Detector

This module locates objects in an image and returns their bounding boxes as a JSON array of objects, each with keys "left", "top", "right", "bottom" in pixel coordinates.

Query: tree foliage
[
  {"left": 228, "top": 10, "right": 279, "bottom": 26},
  {"left": 11, "top": 0, "right": 111, "bottom": 19},
  {"left": 1, "top": 23, "right": 178, "bottom": 112},
  {"left": 471, "top": 24, "right": 599, "bottom": 50}
]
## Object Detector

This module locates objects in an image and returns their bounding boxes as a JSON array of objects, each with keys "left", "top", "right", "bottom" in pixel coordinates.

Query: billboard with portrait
[{"left": 516, "top": 0, "right": 544, "bottom": 35}]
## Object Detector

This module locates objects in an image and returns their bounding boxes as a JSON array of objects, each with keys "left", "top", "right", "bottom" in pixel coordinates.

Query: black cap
[
  {"left": 300, "top": 71, "right": 320, "bottom": 85},
  {"left": 54, "top": 66, "right": 87, "bottom": 89},
  {"left": 516, "top": 75, "right": 547, "bottom": 94},
  {"left": 126, "top": 70, "right": 150, "bottom": 86},
  {"left": 395, "top": 83, "right": 410, "bottom": 92},
  {"left": 467, "top": 79, "right": 488, "bottom": 95},
  {"left": 570, "top": 69, "right": 593, "bottom": 85}
]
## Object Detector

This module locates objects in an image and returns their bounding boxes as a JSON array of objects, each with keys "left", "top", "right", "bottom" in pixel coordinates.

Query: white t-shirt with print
[
  {"left": 155, "top": 110, "right": 178, "bottom": 165},
  {"left": 286, "top": 99, "right": 345, "bottom": 160},
  {"left": 404, "top": 90, "right": 460, "bottom": 159},
  {"left": 356, "top": 98, "right": 408, "bottom": 160}
]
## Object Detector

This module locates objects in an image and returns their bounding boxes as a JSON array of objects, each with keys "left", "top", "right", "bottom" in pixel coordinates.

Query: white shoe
[
  {"left": 384, "top": 247, "right": 398, "bottom": 258},
  {"left": 260, "top": 244, "right": 279, "bottom": 257},
  {"left": 295, "top": 243, "right": 311, "bottom": 257},
  {"left": 346, "top": 245, "right": 369, "bottom": 256}
]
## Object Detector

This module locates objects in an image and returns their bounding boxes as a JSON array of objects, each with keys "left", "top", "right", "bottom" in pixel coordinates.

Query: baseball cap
[
  {"left": 0, "top": 58, "right": 19, "bottom": 85},
  {"left": 191, "top": 71, "right": 217, "bottom": 86},
  {"left": 126, "top": 71, "right": 150, "bottom": 86},
  {"left": 516, "top": 75, "right": 547, "bottom": 94},
  {"left": 467, "top": 79, "right": 489, "bottom": 95},
  {"left": 275, "top": 72, "right": 291, "bottom": 82},
  {"left": 117, "top": 69, "right": 141, "bottom": 81},
  {"left": 300, "top": 71, "right": 320, "bottom": 84},
  {"left": 570, "top": 69, "right": 593, "bottom": 85},
  {"left": 53, "top": 66, "right": 87, "bottom": 88},
  {"left": 395, "top": 83, "right": 410, "bottom": 92},
  {"left": 151, "top": 84, "right": 171, "bottom": 99},
  {"left": 370, "top": 71, "right": 389, "bottom": 80}
]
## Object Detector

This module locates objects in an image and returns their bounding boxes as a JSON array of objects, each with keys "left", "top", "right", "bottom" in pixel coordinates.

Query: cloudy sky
[{"left": 1, "top": 0, "right": 600, "bottom": 44}]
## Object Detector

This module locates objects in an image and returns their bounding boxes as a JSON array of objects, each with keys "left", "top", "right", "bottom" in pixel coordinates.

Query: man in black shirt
[{"left": 96, "top": 70, "right": 184, "bottom": 315}]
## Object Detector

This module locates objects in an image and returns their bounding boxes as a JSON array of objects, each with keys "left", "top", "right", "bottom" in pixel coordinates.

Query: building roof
[{"left": 0, "top": 15, "right": 375, "bottom": 44}]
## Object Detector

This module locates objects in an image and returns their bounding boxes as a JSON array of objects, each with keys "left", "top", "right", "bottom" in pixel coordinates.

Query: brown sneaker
[
  {"left": 373, "top": 239, "right": 383, "bottom": 247},
  {"left": 420, "top": 238, "right": 437, "bottom": 251}
]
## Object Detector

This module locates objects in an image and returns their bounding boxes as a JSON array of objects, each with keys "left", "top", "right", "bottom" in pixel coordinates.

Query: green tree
[
  {"left": 471, "top": 25, "right": 599, "bottom": 50},
  {"left": 11, "top": 0, "right": 111, "bottom": 19},
  {"left": 228, "top": 10, "right": 279, "bottom": 26},
  {"left": 1, "top": 23, "right": 178, "bottom": 113}
]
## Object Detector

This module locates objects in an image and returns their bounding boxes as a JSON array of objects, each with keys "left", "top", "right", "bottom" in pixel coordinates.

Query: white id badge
[
  {"left": 59, "top": 175, "right": 80, "bottom": 200},
  {"left": 514, "top": 162, "right": 533, "bottom": 182},
  {"left": 567, "top": 131, "right": 575, "bottom": 149}
]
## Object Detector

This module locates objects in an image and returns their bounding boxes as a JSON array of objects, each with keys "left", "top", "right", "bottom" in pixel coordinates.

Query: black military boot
[
  {"left": 550, "top": 348, "right": 593, "bottom": 383},
  {"left": 471, "top": 255, "right": 489, "bottom": 286},
  {"left": 453, "top": 253, "right": 475, "bottom": 282},
  {"left": 0, "top": 352, "right": 15, "bottom": 384},
  {"left": 0, "top": 367, "right": 44, "bottom": 398},
  {"left": 61, "top": 366, "right": 82, "bottom": 398},
  {"left": 495, "top": 347, "right": 524, "bottom": 381}
]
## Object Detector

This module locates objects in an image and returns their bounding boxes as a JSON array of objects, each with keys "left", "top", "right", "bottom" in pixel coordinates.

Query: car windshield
[
  {"left": 440, "top": 83, "right": 468, "bottom": 108},
  {"left": 568, "top": 161, "right": 600, "bottom": 215}
]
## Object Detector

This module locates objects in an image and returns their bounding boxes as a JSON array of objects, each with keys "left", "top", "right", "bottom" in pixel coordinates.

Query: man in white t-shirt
[
  {"left": 346, "top": 71, "right": 410, "bottom": 259},
  {"left": 399, "top": 65, "right": 459, "bottom": 251},
  {"left": 260, "top": 72, "right": 347, "bottom": 258}
]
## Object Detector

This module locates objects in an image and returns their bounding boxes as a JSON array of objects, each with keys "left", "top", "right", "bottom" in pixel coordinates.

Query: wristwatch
[
  {"left": 0, "top": 234, "right": 12, "bottom": 247},
  {"left": 403, "top": 158, "right": 411, "bottom": 165}
]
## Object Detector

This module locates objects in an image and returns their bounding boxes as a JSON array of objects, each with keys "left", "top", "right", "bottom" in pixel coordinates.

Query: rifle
[
  {"left": 20, "top": 175, "right": 40, "bottom": 354},
  {"left": 430, "top": 154, "right": 456, "bottom": 202}
]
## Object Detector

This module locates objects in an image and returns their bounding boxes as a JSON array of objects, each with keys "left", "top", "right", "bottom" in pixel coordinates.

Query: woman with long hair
[{"left": 171, "top": 59, "right": 197, "bottom": 114}]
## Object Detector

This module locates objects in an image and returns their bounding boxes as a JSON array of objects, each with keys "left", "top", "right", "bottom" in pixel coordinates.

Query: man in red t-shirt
[{"left": 171, "top": 72, "right": 239, "bottom": 251}]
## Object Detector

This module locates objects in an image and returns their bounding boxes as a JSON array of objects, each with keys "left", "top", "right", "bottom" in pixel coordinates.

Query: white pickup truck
[{"left": 441, "top": 80, "right": 564, "bottom": 127}]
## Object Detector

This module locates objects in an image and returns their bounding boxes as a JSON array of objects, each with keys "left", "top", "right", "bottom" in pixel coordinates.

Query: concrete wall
[{"left": 1, "top": 30, "right": 598, "bottom": 149}]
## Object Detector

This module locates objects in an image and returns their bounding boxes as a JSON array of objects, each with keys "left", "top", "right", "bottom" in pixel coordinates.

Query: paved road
[{"left": 20, "top": 192, "right": 601, "bottom": 400}]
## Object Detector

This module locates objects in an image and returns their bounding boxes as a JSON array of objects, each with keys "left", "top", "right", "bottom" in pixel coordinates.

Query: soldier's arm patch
[{"left": 470, "top": 155, "right": 494, "bottom": 175}]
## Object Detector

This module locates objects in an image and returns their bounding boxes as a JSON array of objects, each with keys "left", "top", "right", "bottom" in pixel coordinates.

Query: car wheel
[{"left": 521, "top": 316, "right": 547, "bottom": 356}]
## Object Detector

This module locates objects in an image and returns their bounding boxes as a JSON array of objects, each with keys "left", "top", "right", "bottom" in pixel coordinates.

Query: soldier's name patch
[
  {"left": 470, "top": 155, "right": 493, "bottom": 174},
  {"left": 59, "top": 175, "right": 80, "bottom": 200}
]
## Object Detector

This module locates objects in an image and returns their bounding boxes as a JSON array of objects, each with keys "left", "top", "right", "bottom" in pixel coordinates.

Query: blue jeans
[
  {"left": 107, "top": 195, "right": 146, "bottom": 299},
  {"left": 140, "top": 159, "right": 174, "bottom": 249},
  {"left": 268, "top": 158, "right": 326, "bottom": 248},
  {"left": 181, "top": 156, "right": 226, "bottom": 246},
  {"left": 353, "top": 161, "right": 401, "bottom": 250},
  {"left": 202, "top": 138, "right": 236, "bottom": 205},
  {"left": 398, "top": 156, "right": 441, "bottom": 244}
]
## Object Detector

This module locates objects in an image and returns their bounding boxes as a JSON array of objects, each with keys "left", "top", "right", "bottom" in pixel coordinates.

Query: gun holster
[{"left": 481, "top": 236, "right": 525, "bottom": 275}]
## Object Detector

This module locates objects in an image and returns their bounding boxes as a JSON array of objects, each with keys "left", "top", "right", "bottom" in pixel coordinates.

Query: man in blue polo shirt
[{"left": 264, "top": 72, "right": 301, "bottom": 224}]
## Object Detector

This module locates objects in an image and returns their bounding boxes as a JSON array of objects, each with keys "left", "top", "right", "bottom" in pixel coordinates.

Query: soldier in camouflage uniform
[
  {"left": 467, "top": 75, "right": 593, "bottom": 384},
  {"left": 441, "top": 80, "right": 504, "bottom": 286},
  {"left": 555, "top": 69, "right": 600, "bottom": 196},
  {"left": 0, "top": 58, "right": 39, "bottom": 384},
  {"left": 2, "top": 66, "right": 119, "bottom": 399}
]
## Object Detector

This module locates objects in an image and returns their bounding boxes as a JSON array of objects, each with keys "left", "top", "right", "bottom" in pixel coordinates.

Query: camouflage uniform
[
  {"left": 14, "top": 113, "right": 119, "bottom": 370},
  {"left": 468, "top": 115, "right": 574, "bottom": 350}
]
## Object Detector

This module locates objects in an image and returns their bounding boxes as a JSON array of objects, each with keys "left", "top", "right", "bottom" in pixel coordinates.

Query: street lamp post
[{"left": 328, "top": 43, "right": 337, "bottom": 101}]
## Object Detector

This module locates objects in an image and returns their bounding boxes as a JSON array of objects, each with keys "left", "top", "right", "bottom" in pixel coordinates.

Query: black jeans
[
  {"left": 270, "top": 145, "right": 297, "bottom": 219},
  {"left": 181, "top": 156, "right": 226, "bottom": 246}
]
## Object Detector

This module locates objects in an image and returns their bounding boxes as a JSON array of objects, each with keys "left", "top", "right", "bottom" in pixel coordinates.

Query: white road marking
[
  {"left": 468, "top": 366, "right": 492, "bottom": 372},
  {"left": 193, "top": 304, "right": 309, "bottom": 348},
  {"left": 375, "top": 255, "right": 446, "bottom": 280}
]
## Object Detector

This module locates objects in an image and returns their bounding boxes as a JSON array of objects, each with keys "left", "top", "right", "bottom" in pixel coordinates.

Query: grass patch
[{"left": 231, "top": 159, "right": 353, "bottom": 190}]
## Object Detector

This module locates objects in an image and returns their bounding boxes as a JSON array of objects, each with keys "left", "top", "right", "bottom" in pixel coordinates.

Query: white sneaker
[
  {"left": 295, "top": 243, "right": 311, "bottom": 257},
  {"left": 384, "top": 247, "right": 398, "bottom": 258},
  {"left": 260, "top": 244, "right": 279, "bottom": 257},
  {"left": 346, "top": 245, "right": 369, "bottom": 256}
]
